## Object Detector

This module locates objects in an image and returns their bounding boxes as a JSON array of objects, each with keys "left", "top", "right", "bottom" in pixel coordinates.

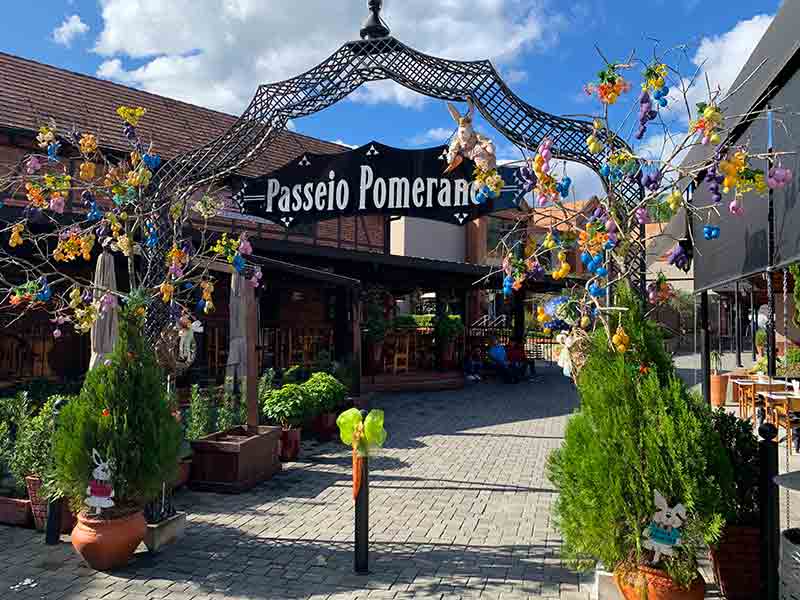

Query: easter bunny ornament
[
  {"left": 642, "top": 490, "right": 686, "bottom": 563},
  {"left": 85, "top": 449, "right": 115, "bottom": 515},
  {"left": 444, "top": 99, "right": 497, "bottom": 174}
]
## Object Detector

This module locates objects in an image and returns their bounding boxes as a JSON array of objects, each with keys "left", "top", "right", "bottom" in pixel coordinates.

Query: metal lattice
[{"left": 143, "top": 19, "right": 645, "bottom": 337}]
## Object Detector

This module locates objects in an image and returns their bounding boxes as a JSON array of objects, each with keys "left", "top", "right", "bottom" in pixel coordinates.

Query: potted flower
[
  {"left": 303, "top": 372, "right": 347, "bottom": 441},
  {"left": 433, "top": 315, "right": 464, "bottom": 369},
  {"left": 262, "top": 384, "right": 308, "bottom": 460},
  {"left": 52, "top": 299, "right": 182, "bottom": 571},
  {"left": 708, "top": 409, "right": 759, "bottom": 600},
  {"left": 710, "top": 350, "right": 728, "bottom": 407},
  {"left": 0, "top": 401, "right": 32, "bottom": 527},
  {"left": 546, "top": 283, "right": 733, "bottom": 600}
]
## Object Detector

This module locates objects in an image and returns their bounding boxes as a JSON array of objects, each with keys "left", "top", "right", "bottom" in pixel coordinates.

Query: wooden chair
[
  {"left": 393, "top": 333, "right": 410, "bottom": 375},
  {"left": 773, "top": 395, "right": 800, "bottom": 455}
]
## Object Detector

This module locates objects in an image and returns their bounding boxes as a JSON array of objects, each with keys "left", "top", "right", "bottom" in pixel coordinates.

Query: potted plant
[
  {"left": 262, "top": 383, "right": 308, "bottom": 460},
  {"left": 52, "top": 299, "right": 182, "bottom": 571},
  {"left": 708, "top": 409, "right": 759, "bottom": 600},
  {"left": 546, "top": 283, "right": 733, "bottom": 600},
  {"left": 0, "top": 404, "right": 32, "bottom": 527},
  {"left": 433, "top": 315, "right": 464, "bottom": 369},
  {"left": 755, "top": 329, "right": 767, "bottom": 357},
  {"left": 710, "top": 350, "right": 728, "bottom": 407},
  {"left": 303, "top": 372, "right": 347, "bottom": 441}
]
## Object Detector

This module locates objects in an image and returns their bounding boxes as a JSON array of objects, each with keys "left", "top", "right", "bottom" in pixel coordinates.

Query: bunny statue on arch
[
  {"left": 85, "top": 449, "right": 115, "bottom": 515},
  {"left": 444, "top": 98, "right": 497, "bottom": 174},
  {"left": 642, "top": 490, "right": 686, "bottom": 563}
]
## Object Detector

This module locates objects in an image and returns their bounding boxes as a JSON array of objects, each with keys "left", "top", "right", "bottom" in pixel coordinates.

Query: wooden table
[
  {"left": 758, "top": 390, "right": 800, "bottom": 453},
  {"left": 741, "top": 380, "right": 788, "bottom": 420}
]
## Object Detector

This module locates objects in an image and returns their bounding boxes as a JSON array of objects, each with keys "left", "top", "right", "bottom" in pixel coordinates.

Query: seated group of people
[{"left": 464, "top": 337, "right": 530, "bottom": 384}]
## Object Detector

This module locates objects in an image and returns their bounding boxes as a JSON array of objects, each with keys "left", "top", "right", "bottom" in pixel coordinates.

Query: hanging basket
[{"left": 781, "top": 529, "right": 800, "bottom": 599}]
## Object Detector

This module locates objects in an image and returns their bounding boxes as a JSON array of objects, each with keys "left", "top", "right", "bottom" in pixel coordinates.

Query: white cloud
[
  {"left": 684, "top": 13, "right": 773, "bottom": 111},
  {"left": 408, "top": 127, "right": 453, "bottom": 146},
  {"left": 333, "top": 139, "right": 358, "bottom": 149},
  {"left": 93, "top": 0, "right": 566, "bottom": 114},
  {"left": 52, "top": 15, "right": 89, "bottom": 47}
]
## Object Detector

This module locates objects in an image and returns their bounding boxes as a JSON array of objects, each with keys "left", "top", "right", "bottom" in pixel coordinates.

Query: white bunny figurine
[
  {"left": 556, "top": 333, "right": 575, "bottom": 378},
  {"left": 642, "top": 490, "right": 686, "bottom": 563},
  {"left": 444, "top": 99, "right": 497, "bottom": 174},
  {"left": 85, "top": 449, "right": 115, "bottom": 515}
]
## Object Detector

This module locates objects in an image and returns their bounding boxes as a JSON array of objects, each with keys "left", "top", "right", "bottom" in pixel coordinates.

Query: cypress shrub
[{"left": 546, "top": 283, "right": 733, "bottom": 588}]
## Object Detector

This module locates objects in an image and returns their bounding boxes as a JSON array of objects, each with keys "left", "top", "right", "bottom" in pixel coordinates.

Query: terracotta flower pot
[
  {"left": 0, "top": 496, "right": 33, "bottom": 527},
  {"left": 71, "top": 511, "right": 146, "bottom": 571},
  {"left": 710, "top": 525, "right": 760, "bottom": 600},
  {"left": 280, "top": 427, "right": 301, "bottom": 461},
  {"left": 614, "top": 565, "right": 705, "bottom": 600},
  {"left": 25, "top": 475, "right": 75, "bottom": 532},
  {"left": 710, "top": 374, "right": 729, "bottom": 407}
]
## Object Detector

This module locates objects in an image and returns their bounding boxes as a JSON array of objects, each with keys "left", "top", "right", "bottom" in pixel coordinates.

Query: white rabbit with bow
[
  {"left": 85, "top": 449, "right": 115, "bottom": 515},
  {"left": 444, "top": 99, "right": 497, "bottom": 174}
]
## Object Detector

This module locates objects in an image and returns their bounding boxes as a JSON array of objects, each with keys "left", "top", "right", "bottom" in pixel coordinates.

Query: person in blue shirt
[{"left": 487, "top": 337, "right": 513, "bottom": 383}]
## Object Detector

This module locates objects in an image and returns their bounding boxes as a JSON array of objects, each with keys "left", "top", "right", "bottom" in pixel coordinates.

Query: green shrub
[
  {"left": 9, "top": 396, "right": 61, "bottom": 483},
  {"left": 216, "top": 379, "right": 244, "bottom": 432},
  {"left": 391, "top": 315, "right": 419, "bottom": 331},
  {"left": 262, "top": 384, "right": 308, "bottom": 429},
  {"left": 311, "top": 350, "right": 335, "bottom": 374},
  {"left": 258, "top": 369, "right": 275, "bottom": 399},
  {"left": 785, "top": 346, "right": 800, "bottom": 367},
  {"left": 755, "top": 329, "right": 767, "bottom": 350},
  {"left": 52, "top": 303, "right": 182, "bottom": 514},
  {"left": 433, "top": 313, "right": 464, "bottom": 344},
  {"left": 546, "top": 283, "right": 733, "bottom": 588},
  {"left": 303, "top": 372, "right": 347, "bottom": 415},
  {"left": 186, "top": 384, "right": 214, "bottom": 440},
  {"left": 709, "top": 409, "right": 759, "bottom": 526}
]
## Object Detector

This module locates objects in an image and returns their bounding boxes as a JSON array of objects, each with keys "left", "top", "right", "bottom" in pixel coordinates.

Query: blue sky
[{"left": 0, "top": 1, "right": 783, "bottom": 196}]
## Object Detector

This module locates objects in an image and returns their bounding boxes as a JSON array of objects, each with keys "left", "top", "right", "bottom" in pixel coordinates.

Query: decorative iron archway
[{"left": 144, "top": 1, "right": 644, "bottom": 335}]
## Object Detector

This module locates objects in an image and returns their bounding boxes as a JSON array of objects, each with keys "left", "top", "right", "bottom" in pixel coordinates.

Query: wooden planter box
[
  {"left": 0, "top": 496, "right": 33, "bottom": 527},
  {"left": 189, "top": 426, "right": 281, "bottom": 493},
  {"left": 710, "top": 525, "right": 760, "bottom": 600}
]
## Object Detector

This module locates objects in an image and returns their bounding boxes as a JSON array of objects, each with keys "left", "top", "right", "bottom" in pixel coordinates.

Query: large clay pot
[
  {"left": 614, "top": 565, "right": 705, "bottom": 600},
  {"left": 710, "top": 525, "right": 759, "bottom": 600},
  {"left": 710, "top": 374, "right": 729, "bottom": 407},
  {"left": 280, "top": 427, "right": 301, "bottom": 461},
  {"left": 71, "top": 511, "right": 146, "bottom": 571},
  {"left": 313, "top": 413, "right": 338, "bottom": 442}
]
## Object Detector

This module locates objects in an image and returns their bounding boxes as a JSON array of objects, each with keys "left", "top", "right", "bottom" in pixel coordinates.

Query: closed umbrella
[
  {"left": 89, "top": 251, "right": 118, "bottom": 369},
  {"left": 226, "top": 273, "right": 250, "bottom": 386}
]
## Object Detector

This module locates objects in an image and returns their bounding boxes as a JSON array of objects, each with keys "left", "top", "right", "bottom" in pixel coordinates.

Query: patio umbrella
[
  {"left": 226, "top": 273, "right": 250, "bottom": 387},
  {"left": 89, "top": 251, "right": 118, "bottom": 369}
]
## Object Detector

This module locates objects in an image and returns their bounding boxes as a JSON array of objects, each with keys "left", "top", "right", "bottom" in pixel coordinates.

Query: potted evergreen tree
[
  {"left": 262, "top": 384, "right": 308, "bottom": 460},
  {"left": 53, "top": 297, "right": 182, "bottom": 571},
  {"left": 364, "top": 301, "right": 387, "bottom": 374},
  {"left": 546, "top": 283, "right": 733, "bottom": 600},
  {"left": 433, "top": 315, "right": 464, "bottom": 369}
]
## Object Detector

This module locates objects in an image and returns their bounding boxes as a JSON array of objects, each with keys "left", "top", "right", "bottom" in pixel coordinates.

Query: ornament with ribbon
[
  {"left": 642, "top": 490, "right": 686, "bottom": 564},
  {"left": 336, "top": 408, "right": 387, "bottom": 500}
]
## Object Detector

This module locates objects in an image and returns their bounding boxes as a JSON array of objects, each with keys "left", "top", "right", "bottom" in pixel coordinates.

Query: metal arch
[{"left": 144, "top": 34, "right": 646, "bottom": 338}]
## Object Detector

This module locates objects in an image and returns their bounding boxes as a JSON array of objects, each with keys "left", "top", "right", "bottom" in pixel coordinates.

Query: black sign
[{"left": 234, "top": 141, "right": 524, "bottom": 227}]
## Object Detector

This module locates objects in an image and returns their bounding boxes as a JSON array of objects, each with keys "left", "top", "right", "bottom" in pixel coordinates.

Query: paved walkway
[{"left": 1, "top": 366, "right": 590, "bottom": 600}]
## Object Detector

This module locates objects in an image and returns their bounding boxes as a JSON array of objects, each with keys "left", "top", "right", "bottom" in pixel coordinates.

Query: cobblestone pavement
[{"left": 1, "top": 366, "right": 593, "bottom": 600}]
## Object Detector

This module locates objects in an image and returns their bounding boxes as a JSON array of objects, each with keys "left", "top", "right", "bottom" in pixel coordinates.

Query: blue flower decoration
[
  {"left": 142, "top": 153, "right": 162, "bottom": 170},
  {"left": 232, "top": 253, "right": 245, "bottom": 273}
]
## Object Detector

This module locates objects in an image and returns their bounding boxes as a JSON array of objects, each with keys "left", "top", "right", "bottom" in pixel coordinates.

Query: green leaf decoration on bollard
[{"left": 337, "top": 408, "right": 386, "bottom": 500}]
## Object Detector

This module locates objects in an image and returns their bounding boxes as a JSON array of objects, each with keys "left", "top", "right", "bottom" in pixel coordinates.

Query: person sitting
[
  {"left": 464, "top": 346, "right": 483, "bottom": 382},
  {"left": 507, "top": 341, "right": 526, "bottom": 383},
  {"left": 487, "top": 337, "right": 513, "bottom": 383}
]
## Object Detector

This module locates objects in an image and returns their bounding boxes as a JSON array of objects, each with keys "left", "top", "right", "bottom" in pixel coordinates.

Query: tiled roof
[{"left": 0, "top": 51, "right": 345, "bottom": 176}]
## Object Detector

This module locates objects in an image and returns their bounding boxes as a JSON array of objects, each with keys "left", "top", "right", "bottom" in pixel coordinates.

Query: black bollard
[
  {"left": 45, "top": 396, "right": 70, "bottom": 545},
  {"left": 354, "top": 409, "right": 369, "bottom": 574},
  {"left": 759, "top": 422, "right": 779, "bottom": 600}
]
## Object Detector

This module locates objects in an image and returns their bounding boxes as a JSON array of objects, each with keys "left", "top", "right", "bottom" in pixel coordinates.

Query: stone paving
[{"left": 1, "top": 366, "right": 592, "bottom": 600}]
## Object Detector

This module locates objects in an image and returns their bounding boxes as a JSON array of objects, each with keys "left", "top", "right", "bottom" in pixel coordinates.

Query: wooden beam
[{"left": 246, "top": 281, "right": 259, "bottom": 429}]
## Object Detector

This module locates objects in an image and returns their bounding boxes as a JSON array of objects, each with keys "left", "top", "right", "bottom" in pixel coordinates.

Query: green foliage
[
  {"left": 186, "top": 384, "right": 214, "bottom": 440},
  {"left": 258, "top": 369, "right": 276, "bottom": 400},
  {"left": 216, "top": 378, "right": 245, "bottom": 432},
  {"left": 786, "top": 346, "right": 800, "bottom": 367},
  {"left": 433, "top": 313, "right": 464, "bottom": 343},
  {"left": 755, "top": 329, "right": 767, "bottom": 350},
  {"left": 8, "top": 396, "right": 63, "bottom": 483},
  {"left": 303, "top": 372, "right": 347, "bottom": 415},
  {"left": 391, "top": 314, "right": 419, "bottom": 331},
  {"left": 53, "top": 306, "right": 182, "bottom": 514},
  {"left": 262, "top": 383, "right": 309, "bottom": 429},
  {"left": 710, "top": 351, "right": 722, "bottom": 374},
  {"left": 0, "top": 393, "right": 35, "bottom": 497},
  {"left": 709, "top": 409, "right": 759, "bottom": 526},
  {"left": 311, "top": 350, "right": 335, "bottom": 374},
  {"left": 546, "top": 282, "right": 733, "bottom": 588},
  {"left": 791, "top": 263, "right": 800, "bottom": 329}
]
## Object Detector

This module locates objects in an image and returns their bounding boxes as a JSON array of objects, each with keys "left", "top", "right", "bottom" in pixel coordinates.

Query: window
[{"left": 487, "top": 217, "right": 517, "bottom": 255}]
